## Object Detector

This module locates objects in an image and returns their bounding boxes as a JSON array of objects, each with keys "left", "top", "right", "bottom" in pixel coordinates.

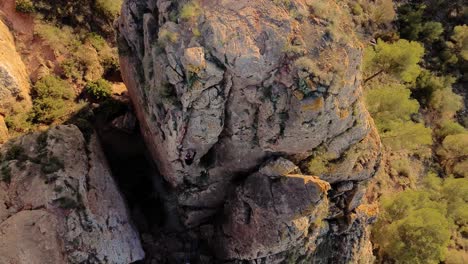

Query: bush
[
  {"left": 30, "top": 75, "right": 74, "bottom": 124},
  {"left": 370, "top": 0, "right": 395, "bottom": 25},
  {"left": 33, "top": 75, "right": 73, "bottom": 100},
  {"left": 95, "top": 0, "right": 123, "bottom": 19},
  {"left": 179, "top": 1, "right": 202, "bottom": 20},
  {"left": 5, "top": 145, "right": 26, "bottom": 161},
  {"left": 34, "top": 23, "right": 79, "bottom": 55},
  {"left": 85, "top": 79, "right": 112, "bottom": 101},
  {"left": 15, "top": 0, "right": 35, "bottom": 13}
]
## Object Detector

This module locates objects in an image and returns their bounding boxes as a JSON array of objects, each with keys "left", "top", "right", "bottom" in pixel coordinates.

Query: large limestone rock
[
  {"left": 216, "top": 158, "right": 331, "bottom": 261},
  {"left": 0, "top": 125, "right": 145, "bottom": 263},
  {"left": 0, "top": 19, "right": 31, "bottom": 112},
  {"left": 118, "top": 0, "right": 381, "bottom": 262}
]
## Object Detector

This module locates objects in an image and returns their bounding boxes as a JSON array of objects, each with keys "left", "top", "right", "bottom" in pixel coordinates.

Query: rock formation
[
  {"left": 118, "top": 0, "right": 381, "bottom": 262},
  {"left": 0, "top": 125, "right": 145, "bottom": 263},
  {"left": 0, "top": 19, "right": 32, "bottom": 142}
]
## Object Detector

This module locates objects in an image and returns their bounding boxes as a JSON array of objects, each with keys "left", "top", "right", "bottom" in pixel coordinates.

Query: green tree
[
  {"left": 374, "top": 188, "right": 452, "bottom": 264},
  {"left": 420, "top": 22, "right": 444, "bottom": 43},
  {"left": 437, "top": 120, "right": 466, "bottom": 138},
  {"left": 397, "top": 4, "right": 444, "bottom": 43},
  {"left": 437, "top": 134, "right": 468, "bottom": 163},
  {"left": 440, "top": 25, "right": 468, "bottom": 74},
  {"left": 366, "top": 84, "right": 420, "bottom": 125},
  {"left": 411, "top": 70, "right": 456, "bottom": 106},
  {"left": 437, "top": 133, "right": 468, "bottom": 177},
  {"left": 450, "top": 25, "right": 468, "bottom": 61},
  {"left": 366, "top": 84, "right": 432, "bottom": 152},
  {"left": 429, "top": 88, "right": 463, "bottom": 118},
  {"left": 364, "top": 39, "right": 424, "bottom": 83}
]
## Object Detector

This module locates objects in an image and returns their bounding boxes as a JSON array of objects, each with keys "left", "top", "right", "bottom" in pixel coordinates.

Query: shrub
[
  {"left": 85, "top": 79, "right": 112, "bottom": 101},
  {"left": 5, "top": 145, "right": 26, "bottom": 161},
  {"left": 30, "top": 97, "right": 68, "bottom": 124},
  {"left": 15, "top": 0, "right": 35, "bottom": 13},
  {"left": 34, "top": 23, "right": 79, "bottom": 55},
  {"left": 370, "top": 0, "right": 395, "bottom": 25},
  {"left": 350, "top": 3, "right": 363, "bottom": 16},
  {"left": 158, "top": 29, "right": 179, "bottom": 45},
  {"left": 179, "top": 1, "right": 202, "bottom": 20},
  {"left": 30, "top": 75, "right": 74, "bottom": 124},
  {"left": 33, "top": 75, "right": 73, "bottom": 100},
  {"left": 95, "top": 0, "right": 123, "bottom": 19}
]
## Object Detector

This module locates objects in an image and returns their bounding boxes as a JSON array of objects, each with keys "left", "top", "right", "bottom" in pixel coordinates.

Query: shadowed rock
[{"left": 0, "top": 125, "right": 144, "bottom": 263}]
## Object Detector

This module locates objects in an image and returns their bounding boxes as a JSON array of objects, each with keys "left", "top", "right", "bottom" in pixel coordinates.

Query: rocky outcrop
[
  {"left": 0, "top": 19, "right": 31, "bottom": 111},
  {"left": 0, "top": 125, "right": 144, "bottom": 263},
  {"left": 118, "top": 0, "right": 381, "bottom": 262}
]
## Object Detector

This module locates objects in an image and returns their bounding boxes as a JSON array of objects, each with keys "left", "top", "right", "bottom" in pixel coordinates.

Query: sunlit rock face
[
  {"left": 0, "top": 20, "right": 32, "bottom": 142},
  {"left": 0, "top": 125, "right": 145, "bottom": 264},
  {"left": 119, "top": 0, "right": 381, "bottom": 262}
]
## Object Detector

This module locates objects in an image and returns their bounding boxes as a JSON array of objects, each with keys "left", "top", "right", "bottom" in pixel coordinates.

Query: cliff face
[
  {"left": 0, "top": 126, "right": 145, "bottom": 264},
  {"left": 118, "top": 0, "right": 381, "bottom": 262},
  {"left": 0, "top": 19, "right": 31, "bottom": 142}
]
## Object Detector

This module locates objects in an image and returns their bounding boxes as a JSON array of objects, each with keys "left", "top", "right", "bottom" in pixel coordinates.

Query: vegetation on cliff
[
  {"left": 3, "top": 0, "right": 123, "bottom": 136},
  {"left": 359, "top": 0, "right": 467, "bottom": 262}
]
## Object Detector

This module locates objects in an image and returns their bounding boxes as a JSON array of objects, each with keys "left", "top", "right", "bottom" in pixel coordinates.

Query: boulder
[
  {"left": 118, "top": 0, "right": 382, "bottom": 262},
  {"left": 0, "top": 125, "right": 145, "bottom": 263}
]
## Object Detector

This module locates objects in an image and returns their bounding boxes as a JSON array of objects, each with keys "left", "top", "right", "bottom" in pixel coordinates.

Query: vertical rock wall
[{"left": 118, "top": 0, "right": 381, "bottom": 262}]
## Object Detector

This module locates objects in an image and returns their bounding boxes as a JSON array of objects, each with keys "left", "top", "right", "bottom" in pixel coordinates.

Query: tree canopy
[{"left": 364, "top": 39, "right": 425, "bottom": 83}]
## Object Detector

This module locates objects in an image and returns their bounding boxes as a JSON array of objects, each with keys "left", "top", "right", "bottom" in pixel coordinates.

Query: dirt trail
[{"left": 0, "top": 0, "right": 56, "bottom": 82}]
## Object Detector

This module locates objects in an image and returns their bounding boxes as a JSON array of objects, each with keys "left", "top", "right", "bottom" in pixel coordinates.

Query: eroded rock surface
[
  {"left": 0, "top": 19, "right": 32, "bottom": 142},
  {"left": 0, "top": 125, "right": 144, "bottom": 264},
  {"left": 118, "top": 0, "right": 381, "bottom": 262}
]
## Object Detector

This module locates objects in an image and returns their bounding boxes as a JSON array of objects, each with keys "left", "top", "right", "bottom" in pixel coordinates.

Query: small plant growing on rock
[
  {"left": 5, "top": 145, "right": 27, "bottom": 161},
  {"left": 95, "top": 0, "right": 123, "bottom": 19},
  {"left": 179, "top": 1, "right": 202, "bottom": 20},
  {"left": 15, "top": 0, "right": 35, "bottom": 13},
  {"left": 85, "top": 79, "right": 112, "bottom": 101},
  {"left": 158, "top": 29, "right": 179, "bottom": 46}
]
